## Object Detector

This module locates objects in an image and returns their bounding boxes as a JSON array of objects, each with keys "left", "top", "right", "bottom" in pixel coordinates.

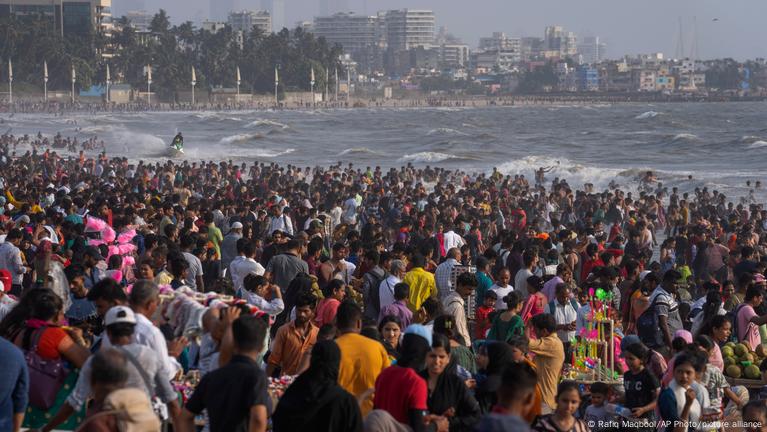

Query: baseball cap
[
  {"left": 105, "top": 306, "right": 136, "bottom": 326},
  {"left": 231, "top": 221, "right": 243, "bottom": 230},
  {"left": 84, "top": 246, "right": 105, "bottom": 261},
  {"left": 301, "top": 199, "right": 313, "bottom": 209}
]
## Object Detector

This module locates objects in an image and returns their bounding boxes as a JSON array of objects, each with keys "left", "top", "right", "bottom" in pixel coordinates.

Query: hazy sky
[{"left": 125, "top": 0, "right": 765, "bottom": 60}]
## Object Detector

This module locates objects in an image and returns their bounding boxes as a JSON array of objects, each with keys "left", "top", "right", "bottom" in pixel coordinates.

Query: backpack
[
  {"left": 22, "top": 327, "right": 67, "bottom": 409},
  {"left": 726, "top": 304, "right": 747, "bottom": 344},
  {"left": 636, "top": 295, "right": 665, "bottom": 348}
]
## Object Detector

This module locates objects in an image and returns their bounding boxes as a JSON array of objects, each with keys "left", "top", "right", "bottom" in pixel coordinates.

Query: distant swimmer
[{"left": 535, "top": 164, "right": 557, "bottom": 185}]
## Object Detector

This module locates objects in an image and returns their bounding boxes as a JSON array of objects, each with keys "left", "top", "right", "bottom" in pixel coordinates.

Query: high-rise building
[
  {"left": 228, "top": 10, "right": 271, "bottom": 34},
  {"left": 384, "top": 9, "right": 435, "bottom": 52},
  {"left": 478, "top": 32, "right": 520, "bottom": 52},
  {"left": 313, "top": 12, "right": 382, "bottom": 73},
  {"left": 0, "top": 0, "right": 113, "bottom": 37},
  {"left": 211, "top": 0, "right": 236, "bottom": 22},
  {"left": 577, "top": 36, "right": 607, "bottom": 65},
  {"left": 438, "top": 44, "right": 469, "bottom": 68},
  {"left": 261, "top": 0, "right": 284, "bottom": 31},
  {"left": 544, "top": 25, "right": 576, "bottom": 58}
]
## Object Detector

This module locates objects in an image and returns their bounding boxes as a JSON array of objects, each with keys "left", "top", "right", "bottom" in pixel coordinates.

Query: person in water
[{"left": 172, "top": 133, "right": 184, "bottom": 151}]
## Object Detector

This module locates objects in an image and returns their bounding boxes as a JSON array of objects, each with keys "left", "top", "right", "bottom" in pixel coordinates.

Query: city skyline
[{"left": 114, "top": 0, "right": 767, "bottom": 60}]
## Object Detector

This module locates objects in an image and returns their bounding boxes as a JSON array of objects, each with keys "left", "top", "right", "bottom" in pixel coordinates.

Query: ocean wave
[
  {"left": 246, "top": 119, "right": 289, "bottom": 129},
  {"left": 78, "top": 125, "right": 125, "bottom": 134},
  {"left": 218, "top": 133, "right": 265, "bottom": 145},
  {"left": 475, "top": 133, "right": 497, "bottom": 140},
  {"left": 250, "top": 148, "right": 295, "bottom": 158},
  {"left": 740, "top": 136, "right": 763, "bottom": 144},
  {"left": 110, "top": 131, "right": 166, "bottom": 155},
  {"left": 398, "top": 152, "right": 460, "bottom": 163},
  {"left": 748, "top": 140, "right": 767, "bottom": 149},
  {"left": 635, "top": 111, "right": 660, "bottom": 119},
  {"left": 671, "top": 133, "right": 698, "bottom": 142},
  {"left": 337, "top": 147, "right": 382, "bottom": 156},
  {"left": 426, "top": 128, "right": 469, "bottom": 137}
]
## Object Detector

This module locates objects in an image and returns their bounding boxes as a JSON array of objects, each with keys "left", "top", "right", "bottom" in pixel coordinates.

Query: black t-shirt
[
  {"left": 623, "top": 368, "right": 660, "bottom": 410},
  {"left": 186, "top": 355, "right": 271, "bottom": 432}
]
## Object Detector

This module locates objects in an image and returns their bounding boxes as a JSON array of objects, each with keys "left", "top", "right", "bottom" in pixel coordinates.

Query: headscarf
[{"left": 272, "top": 340, "right": 343, "bottom": 429}]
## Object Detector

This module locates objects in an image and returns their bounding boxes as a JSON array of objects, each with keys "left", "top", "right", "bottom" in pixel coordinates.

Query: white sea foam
[
  {"left": 246, "top": 119, "right": 289, "bottom": 129},
  {"left": 218, "top": 133, "right": 264, "bottom": 145},
  {"left": 671, "top": 133, "right": 698, "bottom": 142},
  {"left": 426, "top": 128, "right": 468, "bottom": 137},
  {"left": 337, "top": 147, "right": 382, "bottom": 156},
  {"left": 748, "top": 140, "right": 767, "bottom": 149},
  {"left": 635, "top": 111, "right": 660, "bottom": 119},
  {"left": 398, "top": 152, "right": 459, "bottom": 163}
]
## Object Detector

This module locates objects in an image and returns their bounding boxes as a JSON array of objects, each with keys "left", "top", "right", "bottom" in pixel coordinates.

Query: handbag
[
  {"left": 118, "top": 347, "right": 169, "bottom": 422},
  {"left": 23, "top": 327, "right": 67, "bottom": 409}
]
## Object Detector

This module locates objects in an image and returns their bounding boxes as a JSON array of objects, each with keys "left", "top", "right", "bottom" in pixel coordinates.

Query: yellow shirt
[
  {"left": 529, "top": 334, "right": 565, "bottom": 410},
  {"left": 336, "top": 332, "right": 390, "bottom": 416},
  {"left": 402, "top": 267, "right": 436, "bottom": 313}
]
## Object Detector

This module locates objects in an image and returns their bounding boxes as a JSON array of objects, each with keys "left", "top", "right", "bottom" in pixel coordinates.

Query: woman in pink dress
[{"left": 521, "top": 275, "right": 547, "bottom": 339}]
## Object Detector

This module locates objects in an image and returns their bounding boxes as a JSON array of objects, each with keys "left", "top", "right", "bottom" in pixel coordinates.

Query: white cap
[
  {"left": 301, "top": 199, "right": 313, "bottom": 209},
  {"left": 231, "top": 221, "right": 243, "bottom": 229},
  {"left": 105, "top": 306, "right": 137, "bottom": 326}
]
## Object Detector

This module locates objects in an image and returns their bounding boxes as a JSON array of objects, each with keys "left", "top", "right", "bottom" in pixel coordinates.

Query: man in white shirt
[
  {"left": 545, "top": 283, "right": 577, "bottom": 358},
  {"left": 442, "top": 226, "right": 465, "bottom": 252},
  {"left": 229, "top": 238, "right": 265, "bottom": 293},
  {"left": 267, "top": 205, "right": 294, "bottom": 237},
  {"left": 0, "top": 229, "right": 28, "bottom": 295},
  {"left": 342, "top": 192, "right": 358, "bottom": 226},
  {"left": 435, "top": 248, "right": 460, "bottom": 301},
  {"left": 43, "top": 306, "right": 180, "bottom": 431},
  {"left": 442, "top": 272, "right": 477, "bottom": 347},
  {"left": 102, "top": 280, "right": 185, "bottom": 378},
  {"left": 489, "top": 268, "right": 514, "bottom": 310},
  {"left": 379, "top": 260, "right": 405, "bottom": 311},
  {"left": 514, "top": 250, "right": 538, "bottom": 299}
]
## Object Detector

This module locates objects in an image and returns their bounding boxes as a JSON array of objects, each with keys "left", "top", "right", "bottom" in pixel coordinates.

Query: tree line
[{"left": 0, "top": 9, "right": 343, "bottom": 99}]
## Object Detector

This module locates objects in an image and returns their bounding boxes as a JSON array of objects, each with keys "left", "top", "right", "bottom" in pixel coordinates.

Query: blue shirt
[{"left": 0, "top": 338, "right": 28, "bottom": 431}]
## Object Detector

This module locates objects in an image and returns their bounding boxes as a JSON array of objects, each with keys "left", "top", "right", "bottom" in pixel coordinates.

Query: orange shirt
[{"left": 267, "top": 321, "right": 318, "bottom": 376}]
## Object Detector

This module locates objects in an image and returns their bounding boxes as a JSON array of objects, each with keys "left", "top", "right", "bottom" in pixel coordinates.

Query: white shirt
[
  {"left": 514, "top": 269, "right": 533, "bottom": 299},
  {"left": 442, "top": 231, "right": 465, "bottom": 251},
  {"left": 443, "top": 292, "right": 470, "bottom": 347},
  {"left": 267, "top": 214, "right": 294, "bottom": 236},
  {"left": 342, "top": 197, "right": 358, "bottom": 224},
  {"left": 435, "top": 258, "right": 458, "bottom": 300},
  {"left": 229, "top": 256, "right": 266, "bottom": 293},
  {"left": 241, "top": 290, "right": 285, "bottom": 316},
  {"left": 489, "top": 284, "right": 514, "bottom": 310},
  {"left": 546, "top": 299, "right": 578, "bottom": 343},
  {"left": 103, "top": 313, "right": 181, "bottom": 377},
  {"left": 379, "top": 274, "right": 401, "bottom": 310}
]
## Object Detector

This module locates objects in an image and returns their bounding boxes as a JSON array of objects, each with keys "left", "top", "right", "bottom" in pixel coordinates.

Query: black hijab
[
  {"left": 475, "top": 341, "right": 515, "bottom": 414},
  {"left": 273, "top": 340, "right": 357, "bottom": 431}
]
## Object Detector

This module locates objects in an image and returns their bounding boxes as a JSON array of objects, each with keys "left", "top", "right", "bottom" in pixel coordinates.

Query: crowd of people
[{"left": 0, "top": 139, "right": 767, "bottom": 432}]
